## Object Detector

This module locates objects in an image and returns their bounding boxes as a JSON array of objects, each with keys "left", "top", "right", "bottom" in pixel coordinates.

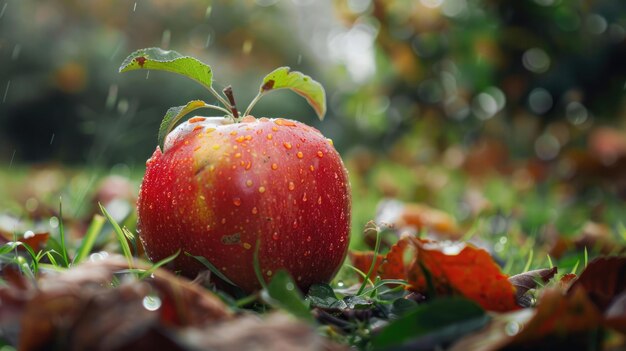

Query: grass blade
[
  {"left": 58, "top": 197, "right": 70, "bottom": 267},
  {"left": 185, "top": 252, "right": 238, "bottom": 287},
  {"left": 73, "top": 214, "right": 105, "bottom": 265},
  {"left": 99, "top": 203, "right": 134, "bottom": 269},
  {"left": 140, "top": 249, "right": 180, "bottom": 279},
  {"left": 357, "top": 221, "right": 381, "bottom": 295}
]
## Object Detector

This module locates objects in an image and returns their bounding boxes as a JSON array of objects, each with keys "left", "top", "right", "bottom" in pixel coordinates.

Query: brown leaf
[
  {"left": 177, "top": 312, "right": 346, "bottom": 351},
  {"left": 12, "top": 255, "right": 232, "bottom": 351},
  {"left": 569, "top": 256, "right": 626, "bottom": 312},
  {"left": 450, "top": 287, "right": 603, "bottom": 351},
  {"left": 508, "top": 267, "right": 558, "bottom": 306}
]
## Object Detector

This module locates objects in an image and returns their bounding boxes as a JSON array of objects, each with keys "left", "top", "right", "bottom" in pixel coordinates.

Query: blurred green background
[{"left": 2, "top": 0, "right": 626, "bottom": 264}]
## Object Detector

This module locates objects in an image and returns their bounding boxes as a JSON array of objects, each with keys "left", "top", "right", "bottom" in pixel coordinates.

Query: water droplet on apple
[
  {"left": 258, "top": 186, "right": 266, "bottom": 193},
  {"left": 296, "top": 151, "right": 304, "bottom": 159},
  {"left": 317, "top": 151, "right": 324, "bottom": 158},
  {"left": 302, "top": 193, "right": 307, "bottom": 202},
  {"left": 271, "top": 163, "right": 278, "bottom": 170},
  {"left": 272, "top": 232, "right": 279, "bottom": 240},
  {"left": 252, "top": 207, "right": 258, "bottom": 214},
  {"left": 288, "top": 182, "right": 295, "bottom": 191},
  {"left": 306, "top": 236, "right": 312, "bottom": 242},
  {"left": 267, "top": 134, "right": 273, "bottom": 140},
  {"left": 283, "top": 142, "right": 292, "bottom": 150},
  {"left": 233, "top": 198, "right": 241, "bottom": 206},
  {"left": 317, "top": 196, "right": 322, "bottom": 205},
  {"left": 266, "top": 270, "right": 273, "bottom": 277},
  {"left": 292, "top": 220, "right": 298, "bottom": 228},
  {"left": 246, "top": 180, "right": 253, "bottom": 187}
]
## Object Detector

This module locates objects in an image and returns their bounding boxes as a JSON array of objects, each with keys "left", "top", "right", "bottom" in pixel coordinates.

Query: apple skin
[{"left": 137, "top": 116, "right": 351, "bottom": 293}]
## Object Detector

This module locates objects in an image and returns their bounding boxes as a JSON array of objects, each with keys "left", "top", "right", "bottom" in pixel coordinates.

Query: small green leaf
[
  {"left": 266, "top": 270, "right": 313, "bottom": 322},
  {"left": 157, "top": 100, "right": 229, "bottom": 151},
  {"left": 307, "top": 284, "right": 347, "bottom": 309},
  {"left": 185, "top": 251, "right": 238, "bottom": 287},
  {"left": 256, "top": 67, "right": 326, "bottom": 120},
  {"left": 372, "top": 297, "right": 488, "bottom": 350},
  {"left": 119, "top": 47, "right": 213, "bottom": 91}
]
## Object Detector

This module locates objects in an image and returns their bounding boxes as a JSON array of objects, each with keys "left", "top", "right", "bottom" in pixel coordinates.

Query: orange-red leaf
[{"left": 380, "top": 237, "right": 518, "bottom": 312}]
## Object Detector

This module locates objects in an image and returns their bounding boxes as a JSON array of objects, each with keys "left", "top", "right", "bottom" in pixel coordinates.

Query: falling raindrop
[
  {"left": 297, "top": 54, "right": 302, "bottom": 64},
  {"left": 161, "top": 29, "right": 172, "bottom": 49},
  {"left": 0, "top": 3, "right": 7, "bottom": 18},
  {"left": 146, "top": 71, "right": 150, "bottom": 79},
  {"left": 205, "top": 34, "right": 212, "bottom": 48},
  {"left": 11, "top": 44, "right": 21, "bottom": 60},
  {"left": 133, "top": 2, "right": 137, "bottom": 12},
  {"left": 205, "top": 5, "right": 212, "bottom": 17},
  {"left": 9, "top": 150, "right": 15, "bottom": 168},
  {"left": 2, "top": 80, "right": 10, "bottom": 103},
  {"left": 142, "top": 295, "right": 162, "bottom": 311},
  {"left": 105, "top": 84, "right": 118, "bottom": 110}
]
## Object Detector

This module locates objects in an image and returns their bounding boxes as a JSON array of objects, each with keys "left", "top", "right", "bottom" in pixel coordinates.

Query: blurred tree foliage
[{"left": 1, "top": 0, "right": 625, "bottom": 167}]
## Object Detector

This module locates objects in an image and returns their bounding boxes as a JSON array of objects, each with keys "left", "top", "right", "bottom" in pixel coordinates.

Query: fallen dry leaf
[
  {"left": 508, "top": 267, "right": 558, "bottom": 307},
  {"left": 569, "top": 256, "right": 626, "bottom": 312},
  {"left": 177, "top": 312, "right": 346, "bottom": 351},
  {"left": 450, "top": 286, "right": 603, "bottom": 351},
  {"left": 358, "top": 236, "right": 518, "bottom": 311}
]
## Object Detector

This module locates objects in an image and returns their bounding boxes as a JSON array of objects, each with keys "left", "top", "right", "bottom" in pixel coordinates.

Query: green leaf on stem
[
  {"left": 248, "top": 67, "right": 326, "bottom": 120},
  {"left": 158, "top": 100, "right": 228, "bottom": 151},
  {"left": 119, "top": 47, "right": 213, "bottom": 90}
]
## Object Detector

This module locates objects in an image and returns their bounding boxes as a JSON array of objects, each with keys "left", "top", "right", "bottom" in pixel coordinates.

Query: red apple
[
  {"left": 120, "top": 48, "right": 350, "bottom": 292},
  {"left": 137, "top": 115, "right": 350, "bottom": 292}
]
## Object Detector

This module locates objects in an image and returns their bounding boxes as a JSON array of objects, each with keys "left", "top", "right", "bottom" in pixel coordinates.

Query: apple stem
[
  {"left": 243, "top": 91, "right": 263, "bottom": 118},
  {"left": 222, "top": 86, "right": 240, "bottom": 120},
  {"left": 209, "top": 86, "right": 233, "bottom": 115}
]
